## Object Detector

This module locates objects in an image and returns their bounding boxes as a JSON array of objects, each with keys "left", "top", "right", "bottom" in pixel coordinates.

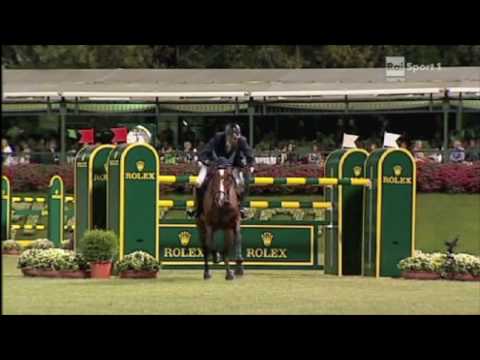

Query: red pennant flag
[
  {"left": 78, "top": 129, "right": 95, "bottom": 144},
  {"left": 111, "top": 127, "right": 128, "bottom": 144}
]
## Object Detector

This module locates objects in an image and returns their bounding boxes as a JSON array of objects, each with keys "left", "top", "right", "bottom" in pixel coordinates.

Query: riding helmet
[{"left": 225, "top": 123, "right": 241, "bottom": 137}]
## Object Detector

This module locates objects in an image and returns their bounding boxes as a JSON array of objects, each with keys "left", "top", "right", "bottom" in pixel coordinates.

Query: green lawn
[
  {"left": 416, "top": 194, "right": 480, "bottom": 255},
  {"left": 2, "top": 256, "right": 479, "bottom": 315}
]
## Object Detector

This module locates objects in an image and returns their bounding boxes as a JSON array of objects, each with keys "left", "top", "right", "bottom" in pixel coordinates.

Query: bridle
[{"left": 213, "top": 167, "right": 236, "bottom": 207}]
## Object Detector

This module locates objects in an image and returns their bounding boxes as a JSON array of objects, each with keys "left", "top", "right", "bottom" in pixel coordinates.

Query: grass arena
[{"left": 2, "top": 143, "right": 479, "bottom": 315}]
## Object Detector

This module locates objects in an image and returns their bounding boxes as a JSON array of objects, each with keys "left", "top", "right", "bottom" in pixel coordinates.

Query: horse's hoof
[
  {"left": 234, "top": 268, "right": 244, "bottom": 276},
  {"left": 225, "top": 271, "right": 235, "bottom": 281},
  {"left": 204, "top": 271, "right": 212, "bottom": 280}
]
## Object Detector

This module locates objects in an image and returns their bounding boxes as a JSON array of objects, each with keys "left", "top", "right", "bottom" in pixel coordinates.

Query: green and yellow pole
[
  {"left": 2, "top": 176, "right": 11, "bottom": 240},
  {"left": 48, "top": 175, "right": 64, "bottom": 247}
]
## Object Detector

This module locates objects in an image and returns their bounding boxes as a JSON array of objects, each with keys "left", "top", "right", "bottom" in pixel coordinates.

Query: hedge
[{"left": 3, "top": 161, "right": 480, "bottom": 194}]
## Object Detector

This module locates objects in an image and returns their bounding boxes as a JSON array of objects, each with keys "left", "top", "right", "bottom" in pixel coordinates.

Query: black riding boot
[{"left": 187, "top": 186, "right": 205, "bottom": 218}]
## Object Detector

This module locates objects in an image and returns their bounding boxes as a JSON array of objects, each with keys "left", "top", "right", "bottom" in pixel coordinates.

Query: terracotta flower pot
[
  {"left": 3, "top": 250, "right": 21, "bottom": 255},
  {"left": 59, "top": 270, "right": 90, "bottom": 279},
  {"left": 119, "top": 270, "right": 158, "bottom": 279},
  {"left": 401, "top": 271, "right": 441, "bottom": 280},
  {"left": 22, "top": 268, "right": 39, "bottom": 277},
  {"left": 90, "top": 261, "right": 112, "bottom": 279},
  {"left": 39, "top": 269, "right": 61, "bottom": 278},
  {"left": 453, "top": 273, "right": 477, "bottom": 281}
]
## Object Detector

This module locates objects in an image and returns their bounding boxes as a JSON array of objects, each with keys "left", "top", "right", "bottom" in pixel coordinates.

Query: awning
[
  {"left": 64, "top": 103, "right": 248, "bottom": 113},
  {"left": 266, "top": 100, "right": 443, "bottom": 112}
]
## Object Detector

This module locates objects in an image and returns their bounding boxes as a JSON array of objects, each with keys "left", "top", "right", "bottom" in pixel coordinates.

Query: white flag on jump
[
  {"left": 383, "top": 132, "right": 401, "bottom": 148},
  {"left": 342, "top": 133, "right": 358, "bottom": 148},
  {"left": 127, "top": 125, "right": 152, "bottom": 144},
  {"left": 126, "top": 130, "right": 138, "bottom": 144}
]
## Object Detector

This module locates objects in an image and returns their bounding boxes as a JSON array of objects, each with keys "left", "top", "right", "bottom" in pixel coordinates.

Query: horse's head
[{"left": 210, "top": 164, "right": 236, "bottom": 209}]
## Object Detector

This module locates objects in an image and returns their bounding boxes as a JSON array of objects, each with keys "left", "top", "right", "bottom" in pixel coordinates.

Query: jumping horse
[{"left": 196, "top": 156, "right": 245, "bottom": 280}]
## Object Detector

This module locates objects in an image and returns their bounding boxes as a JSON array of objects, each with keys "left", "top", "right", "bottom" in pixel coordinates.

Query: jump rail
[
  {"left": 158, "top": 176, "right": 370, "bottom": 186},
  {"left": 157, "top": 200, "right": 332, "bottom": 209}
]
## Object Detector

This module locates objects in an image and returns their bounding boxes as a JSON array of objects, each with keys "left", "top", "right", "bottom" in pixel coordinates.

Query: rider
[{"left": 187, "top": 123, "right": 255, "bottom": 219}]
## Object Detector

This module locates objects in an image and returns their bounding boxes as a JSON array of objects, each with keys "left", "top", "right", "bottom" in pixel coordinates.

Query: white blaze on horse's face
[{"left": 218, "top": 169, "right": 225, "bottom": 206}]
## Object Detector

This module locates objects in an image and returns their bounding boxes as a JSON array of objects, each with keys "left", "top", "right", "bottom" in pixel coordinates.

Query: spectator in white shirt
[{"left": 1, "top": 138, "right": 14, "bottom": 166}]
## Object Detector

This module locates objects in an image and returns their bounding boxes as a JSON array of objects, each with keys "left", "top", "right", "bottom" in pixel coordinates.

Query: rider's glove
[{"left": 249, "top": 166, "right": 255, "bottom": 174}]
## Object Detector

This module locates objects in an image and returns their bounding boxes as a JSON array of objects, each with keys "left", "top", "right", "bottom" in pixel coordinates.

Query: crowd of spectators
[
  {"left": 1, "top": 136, "right": 61, "bottom": 166},
  {"left": 2, "top": 135, "right": 480, "bottom": 167}
]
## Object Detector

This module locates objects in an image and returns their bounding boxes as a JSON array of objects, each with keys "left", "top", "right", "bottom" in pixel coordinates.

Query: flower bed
[
  {"left": 3, "top": 160, "right": 480, "bottom": 194},
  {"left": 17, "top": 248, "right": 90, "bottom": 278},
  {"left": 115, "top": 251, "right": 160, "bottom": 279},
  {"left": 416, "top": 161, "right": 480, "bottom": 193},
  {"left": 2, "top": 240, "right": 23, "bottom": 255},
  {"left": 24, "top": 239, "right": 55, "bottom": 250},
  {"left": 398, "top": 250, "right": 480, "bottom": 281},
  {"left": 2, "top": 164, "right": 73, "bottom": 193}
]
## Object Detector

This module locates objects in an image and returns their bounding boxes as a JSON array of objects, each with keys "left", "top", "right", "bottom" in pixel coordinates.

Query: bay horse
[{"left": 197, "top": 158, "right": 245, "bottom": 280}]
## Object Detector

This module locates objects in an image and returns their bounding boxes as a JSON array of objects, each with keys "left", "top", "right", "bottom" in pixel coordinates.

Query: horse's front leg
[
  {"left": 202, "top": 225, "right": 213, "bottom": 280},
  {"left": 234, "top": 221, "right": 244, "bottom": 276},
  {"left": 224, "top": 229, "right": 235, "bottom": 280}
]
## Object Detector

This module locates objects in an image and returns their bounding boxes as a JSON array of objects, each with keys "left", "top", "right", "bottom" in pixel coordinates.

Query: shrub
[
  {"left": 17, "top": 248, "right": 90, "bottom": 271},
  {"left": 451, "top": 253, "right": 480, "bottom": 276},
  {"left": 53, "top": 251, "right": 90, "bottom": 271},
  {"left": 2, "top": 240, "right": 22, "bottom": 252},
  {"left": 78, "top": 230, "right": 118, "bottom": 263},
  {"left": 3, "top": 160, "right": 480, "bottom": 194},
  {"left": 399, "top": 251, "right": 480, "bottom": 276},
  {"left": 398, "top": 252, "right": 447, "bottom": 273},
  {"left": 115, "top": 251, "right": 160, "bottom": 273},
  {"left": 2, "top": 164, "right": 73, "bottom": 193},
  {"left": 25, "top": 239, "right": 54, "bottom": 250},
  {"left": 17, "top": 249, "right": 44, "bottom": 269}
]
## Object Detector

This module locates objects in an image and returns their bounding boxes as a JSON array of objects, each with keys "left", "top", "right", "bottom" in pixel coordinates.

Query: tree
[{"left": 3, "top": 45, "right": 480, "bottom": 69}]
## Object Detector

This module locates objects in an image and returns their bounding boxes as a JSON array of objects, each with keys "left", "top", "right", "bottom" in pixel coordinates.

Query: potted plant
[
  {"left": 54, "top": 251, "right": 91, "bottom": 278},
  {"left": 25, "top": 239, "right": 54, "bottom": 250},
  {"left": 77, "top": 230, "right": 118, "bottom": 279},
  {"left": 115, "top": 251, "right": 160, "bottom": 279},
  {"left": 398, "top": 251, "right": 444, "bottom": 280},
  {"left": 18, "top": 249, "right": 41, "bottom": 277},
  {"left": 2, "top": 240, "right": 23, "bottom": 255},
  {"left": 17, "top": 248, "right": 62, "bottom": 277},
  {"left": 450, "top": 254, "right": 480, "bottom": 281}
]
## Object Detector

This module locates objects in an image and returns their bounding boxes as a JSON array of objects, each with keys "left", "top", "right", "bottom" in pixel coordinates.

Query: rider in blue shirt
[{"left": 188, "top": 123, "right": 255, "bottom": 219}]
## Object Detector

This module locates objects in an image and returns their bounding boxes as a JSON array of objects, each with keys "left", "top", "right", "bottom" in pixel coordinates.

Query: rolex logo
[
  {"left": 353, "top": 166, "right": 362, "bottom": 177},
  {"left": 261, "top": 232, "right": 274, "bottom": 247},
  {"left": 178, "top": 231, "right": 192, "bottom": 247},
  {"left": 393, "top": 165, "right": 402, "bottom": 177},
  {"left": 136, "top": 161, "right": 145, "bottom": 172}
]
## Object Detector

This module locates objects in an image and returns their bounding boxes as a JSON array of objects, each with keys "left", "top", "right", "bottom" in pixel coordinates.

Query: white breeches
[{"left": 196, "top": 164, "right": 208, "bottom": 188}]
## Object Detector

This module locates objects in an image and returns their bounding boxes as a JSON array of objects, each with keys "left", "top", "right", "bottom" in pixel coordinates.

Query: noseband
[{"left": 214, "top": 168, "right": 235, "bottom": 205}]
